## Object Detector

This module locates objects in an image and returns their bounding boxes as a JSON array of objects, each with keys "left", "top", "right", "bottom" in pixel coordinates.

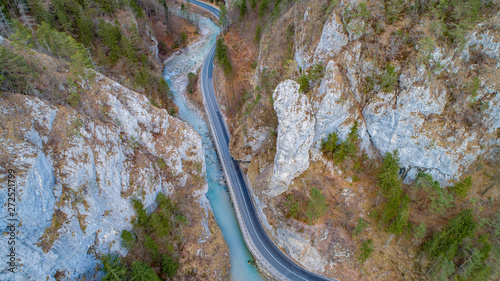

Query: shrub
[
  {"left": 180, "top": 31, "right": 188, "bottom": 45},
  {"left": 156, "top": 157, "right": 167, "bottom": 170},
  {"left": 187, "top": 72, "right": 197, "bottom": 94},
  {"left": 175, "top": 214, "right": 188, "bottom": 225},
  {"left": 413, "top": 222, "right": 427, "bottom": 241},
  {"left": 452, "top": 176, "right": 473, "bottom": 198},
  {"left": 416, "top": 36, "right": 436, "bottom": 65},
  {"left": 254, "top": 24, "right": 262, "bottom": 43},
  {"left": 161, "top": 254, "right": 179, "bottom": 278},
  {"left": 306, "top": 187, "right": 327, "bottom": 224},
  {"left": 353, "top": 217, "right": 368, "bottom": 236},
  {"left": 120, "top": 230, "right": 135, "bottom": 250},
  {"left": 285, "top": 194, "right": 301, "bottom": 219},
  {"left": 100, "top": 253, "right": 128, "bottom": 281},
  {"left": 215, "top": 38, "right": 232, "bottom": 76},
  {"left": 378, "top": 151, "right": 409, "bottom": 235},
  {"left": 384, "top": 0, "right": 405, "bottom": 23},
  {"left": 130, "top": 261, "right": 160, "bottom": 281},
  {"left": 380, "top": 63, "right": 398, "bottom": 92},
  {"left": 323, "top": 0, "right": 338, "bottom": 20},
  {"left": 321, "top": 121, "right": 358, "bottom": 164},
  {"left": 428, "top": 0, "right": 486, "bottom": 46},
  {"left": 67, "top": 90, "right": 80, "bottom": 108},
  {"left": 415, "top": 172, "right": 453, "bottom": 214},
  {"left": 356, "top": 2, "right": 370, "bottom": 19},
  {"left": 358, "top": 239, "right": 373, "bottom": 263},
  {"left": 297, "top": 75, "right": 309, "bottom": 93},
  {"left": 424, "top": 209, "right": 477, "bottom": 260},
  {"left": 308, "top": 63, "right": 325, "bottom": 85},
  {"left": 0, "top": 46, "right": 35, "bottom": 93}
]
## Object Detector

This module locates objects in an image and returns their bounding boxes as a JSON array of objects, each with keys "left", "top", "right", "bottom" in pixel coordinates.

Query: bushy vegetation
[
  {"left": 321, "top": 121, "right": 358, "bottom": 164},
  {"left": 100, "top": 193, "right": 185, "bottom": 280},
  {"left": 187, "top": 72, "right": 197, "bottom": 94},
  {"left": 1, "top": 0, "right": 174, "bottom": 111},
  {"left": 306, "top": 187, "right": 327, "bottom": 224},
  {"left": 358, "top": 239, "right": 373, "bottom": 263},
  {"left": 284, "top": 194, "right": 301, "bottom": 220},
  {"left": 353, "top": 217, "right": 368, "bottom": 236},
  {"left": 100, "top": 253, "right": 128, "bottom": 281},
  {"left": 423, "top": 209, "right": 497, "bottom": 280},
  {"left": 452, "top": 176, "right": 473, "bottom": 198},
  {"left": 414, "top": 172, "right": 453, "bottom": 215},
  {"left": 379, "top": 63, "right": 398, "bottom": 92},
  {"left": 297, "top": 62, "right": 325, "bottom": 93},
  {"left": 0, "top": 45, "right": 35, "bottom": 94},
  {"left": 215, "top": 38, "right": 232, "bottom": 76},
  {"left": 378, "top": 151, "right": 409, "bottom": 235},
  {"left": 219, "top": 5, "right": 228, "bottom": 30},
  {"left": 254, "top": 24, "right": 262, "bottom": 43}
]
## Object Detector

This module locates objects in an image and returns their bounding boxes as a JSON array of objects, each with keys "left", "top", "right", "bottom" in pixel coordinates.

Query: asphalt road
[{"left": 193, "top": 1, "right": 337, "bottom": 280}]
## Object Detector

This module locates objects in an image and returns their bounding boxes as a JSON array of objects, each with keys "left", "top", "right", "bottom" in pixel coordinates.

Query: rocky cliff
[
  {"left": 253, "top": 4, "right": 499, "bottom": 193},
  {"left": 0, "top": 50, "right": 229, "bottom": 280},
  {"left": 270, "top": 80, "right": 315, "bottom": 196},
  {"left": 215, "top": 0, "right": 499, "bottom": 279}
]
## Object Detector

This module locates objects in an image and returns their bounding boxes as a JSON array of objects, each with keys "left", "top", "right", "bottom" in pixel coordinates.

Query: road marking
[{"left": 194, "top": 1, "right": 335, "bottom": 280}]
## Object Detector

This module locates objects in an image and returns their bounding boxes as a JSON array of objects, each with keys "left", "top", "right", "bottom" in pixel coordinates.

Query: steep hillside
[
  {"left": 0, "top": 0, "right": 230, "bottom": 280},
  {"left": 213, "top": 0, "right": 499, "bottom": 280}
]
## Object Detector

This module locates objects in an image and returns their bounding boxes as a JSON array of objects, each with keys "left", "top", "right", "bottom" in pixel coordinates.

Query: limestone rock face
[
  {"left": 239, "top": 5, "right": 500, "bottom": 279},
  {"left": 313, "top": 13, "right": 348, "bottom": 63},
  {"left": 0, "top": 73, "right": 228, "bottom": 280},
  {"left": 293, "top": 14, "right": 500, "bottom": 186},
  {"left": 270, "top": 80, "right": 315, "bottom": 196},
  {"left": 276, "top": 228, "right": 327, "bottom": 273}
]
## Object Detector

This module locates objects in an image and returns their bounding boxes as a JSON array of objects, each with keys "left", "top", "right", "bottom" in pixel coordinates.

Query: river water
[{"left": 163, "top": 9, "right": 266, "bottom": 281}]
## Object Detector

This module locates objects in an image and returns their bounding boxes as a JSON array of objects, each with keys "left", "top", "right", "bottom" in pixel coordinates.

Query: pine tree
[
  {"left": 378, "top": 151, "right": 410, "bottom": 235},
  {"left": 144, "top": 235, "right": 160, "bottom": 261},
  {"left": 161, "top": 254, "right": 179, "bottom": 278},
  {"left": 306, "top": 187, "right": 327, "bottom": 224},
  {"left": 130, "top": 261, "right": 161, "bottom": 281},
  {"left": 358, "top": 239, "right": 373, "bottom": 263},
  {"left": 415, "top": 172, "right": 453, "bottom": 214},
  {"left": 76, "top": 15, "right": 94, "bottom": 47},
  {"left": 100, "top": 253, "right": 128, "bottom": 281},
  {"left": 132, "top": 198, "right": 150, "bottom": 227},
  {"left": 239, "top": 0, "right": 247, "bottom": 19},
  {"left": 120, "top": 230, "right": 135, "bottom": 250},
  {"left": 254, "top": 24, "right": 261, "bottom": 43},
  {"left": 0, "top": 45, "right": 35, "bottom": 93},
  {"left": 219, "top": 5, "right": 228, "bottom": 30},
  {"left": 97, "top": 19, "right": 122, "bottom": 63}
]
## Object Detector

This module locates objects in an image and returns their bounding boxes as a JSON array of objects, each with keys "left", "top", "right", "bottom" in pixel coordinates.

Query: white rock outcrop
[
  {"left": 276, "top": 228, "right": 327, "bottom": 273},
  {"left": 270, "top": 80, "right": 315, "bottom": 196},
  {"left": 292, "top": 14, "right": 500, "bottom": 186},
  {"left": 0, "top": 73, "right": 217, "bottom": 280},
  {"left": 313, "top": 14, "right": 348, "bottom": 64}
]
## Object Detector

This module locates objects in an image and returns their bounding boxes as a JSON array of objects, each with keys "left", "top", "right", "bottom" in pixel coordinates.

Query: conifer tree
[
  {"left": 130, "top": 261, "right": 161, "bottom": 281},
  {"left": 100, "top": 253, "right": 128, "bottom": 281}
]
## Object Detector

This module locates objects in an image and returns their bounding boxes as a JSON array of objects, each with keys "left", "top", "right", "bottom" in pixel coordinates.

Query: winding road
[{"left": 192, "top": 1, "right": 337, "bottom": 280}]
